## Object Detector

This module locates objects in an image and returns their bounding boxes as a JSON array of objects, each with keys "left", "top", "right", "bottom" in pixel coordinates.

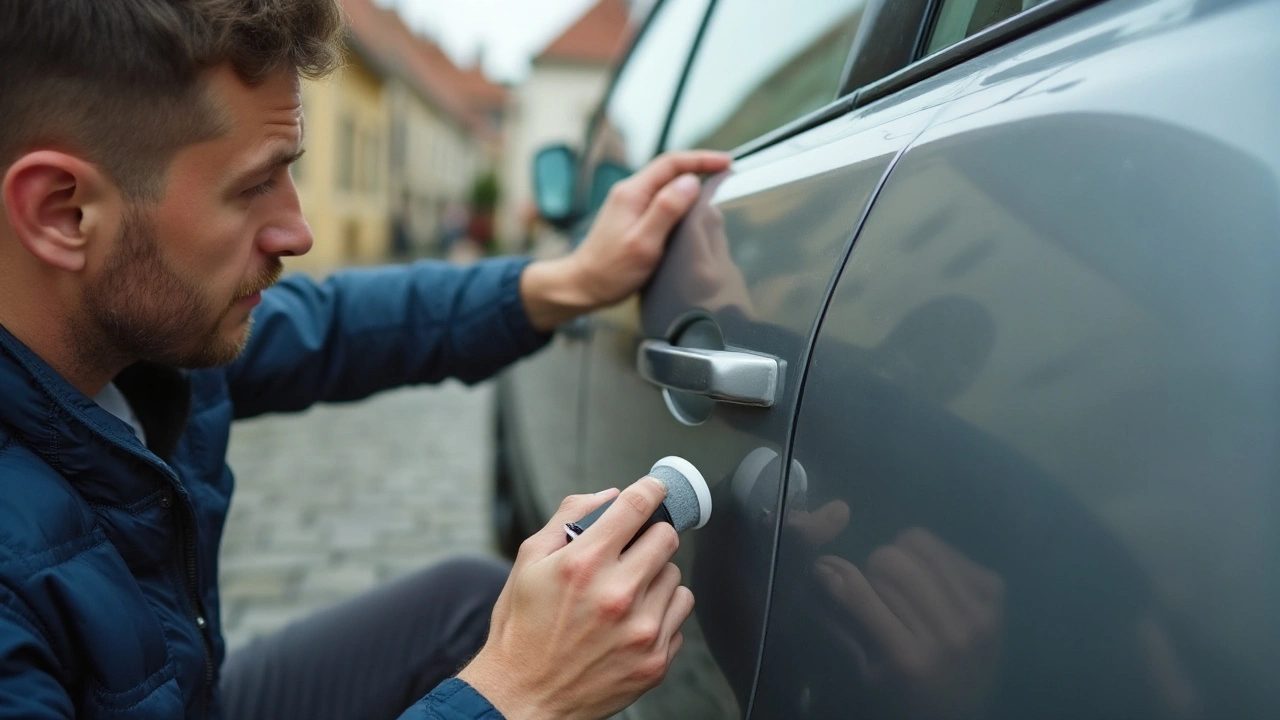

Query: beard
[{"left": 74, "top": 207, "right": 282, "bottom": 371}]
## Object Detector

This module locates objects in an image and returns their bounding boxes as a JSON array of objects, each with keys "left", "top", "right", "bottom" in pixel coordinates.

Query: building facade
[{"left": 290, "top": 0, "right": 504, "bottom": 273}]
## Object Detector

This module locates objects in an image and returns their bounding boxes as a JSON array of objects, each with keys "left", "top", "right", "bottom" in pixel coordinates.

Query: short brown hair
[{"left": 0, "top": 0, "right": 345, "bottom": 201}]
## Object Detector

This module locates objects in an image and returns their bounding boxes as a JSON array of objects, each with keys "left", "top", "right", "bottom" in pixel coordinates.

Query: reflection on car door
[
  {"left": 754, "top": 0, "right": 1280, "bottom": 717},
  {"left": 574, "top": 1, "right": 980, "bottom": 717}
]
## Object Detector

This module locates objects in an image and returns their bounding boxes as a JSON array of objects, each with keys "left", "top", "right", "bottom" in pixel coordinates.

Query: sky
[{"left": 376, "top": 0, "right": 598, "bottom": 83}]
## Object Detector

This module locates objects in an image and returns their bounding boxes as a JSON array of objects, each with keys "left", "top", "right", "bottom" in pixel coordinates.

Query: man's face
[{"left": 80, "top": 66, "right": 311, "bottom": 368}]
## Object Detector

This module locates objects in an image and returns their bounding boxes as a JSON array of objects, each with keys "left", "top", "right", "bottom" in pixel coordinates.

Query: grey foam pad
[{"left": 650, "top": 464, "right": 701, "bottom": 533}]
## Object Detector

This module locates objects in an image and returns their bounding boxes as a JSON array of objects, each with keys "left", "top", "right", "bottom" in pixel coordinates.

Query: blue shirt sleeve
[
  {"left": 224, "top": 257, "right": 551, "bottom": 419},
  {"left": 398, "top": 678, "right": 506, "bottom": 720}
]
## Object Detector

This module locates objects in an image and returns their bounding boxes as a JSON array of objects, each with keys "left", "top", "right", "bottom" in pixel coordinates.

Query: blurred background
[
  {"left": 283, "top": 0, "right": 649, "bottom": 273},
  {"left": 219, "top": 0, "right": 642, "bottom": 651}
]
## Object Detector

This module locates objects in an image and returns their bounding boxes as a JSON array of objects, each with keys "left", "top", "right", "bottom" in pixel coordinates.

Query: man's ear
[{"left": 2, "top": 151, "right": 118, "bottom": 273}]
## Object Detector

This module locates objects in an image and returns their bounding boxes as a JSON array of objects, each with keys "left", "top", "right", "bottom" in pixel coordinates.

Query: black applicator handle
[{"left": 564, "top": 498, "right": 673, "bottom": 550}]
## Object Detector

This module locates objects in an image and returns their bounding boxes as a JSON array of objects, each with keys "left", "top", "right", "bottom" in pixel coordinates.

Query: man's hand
[
  {"left": 814, "top": 528, "right": 1005, "bottom": 720},
  {"left": 457, "top": 478, "right": 693, "bottom": 720},
  {"left": 520, "top": 150, "right": 733, "bottom": 332}
]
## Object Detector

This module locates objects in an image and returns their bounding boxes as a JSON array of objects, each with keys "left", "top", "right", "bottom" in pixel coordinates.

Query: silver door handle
[{"left": 637, "top": 340, "right": 778, "bottom": 407}]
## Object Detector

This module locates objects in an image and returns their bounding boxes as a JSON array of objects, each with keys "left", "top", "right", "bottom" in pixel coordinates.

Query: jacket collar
[{"left": 0, "top": 323, "right": 189, "bottom": 506}]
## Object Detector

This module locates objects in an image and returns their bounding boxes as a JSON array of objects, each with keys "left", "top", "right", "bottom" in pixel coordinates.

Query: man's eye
[{"left": 245, "top": 178, "right": 277, "bottom": 198}]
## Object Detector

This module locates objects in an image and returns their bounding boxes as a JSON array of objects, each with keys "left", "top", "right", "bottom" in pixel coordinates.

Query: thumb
[
  {"left": 634, "top": 173, "right": 702, "bottom": 244},
  {"left": 515, "top": 489, "right": 621, "bottom": 564}
]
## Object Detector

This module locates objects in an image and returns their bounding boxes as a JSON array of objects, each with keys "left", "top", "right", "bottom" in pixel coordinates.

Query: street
[{"left": 218, "top": 382, "right": 499, "bottom": 652}]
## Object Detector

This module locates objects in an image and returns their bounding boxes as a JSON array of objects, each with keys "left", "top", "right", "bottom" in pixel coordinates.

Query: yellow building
[
  {"left": 286, "top": 0, "right": 506, "bottom": 274},
  {"left": 291, "top": 47, "right": 391, "bottom": 275}
]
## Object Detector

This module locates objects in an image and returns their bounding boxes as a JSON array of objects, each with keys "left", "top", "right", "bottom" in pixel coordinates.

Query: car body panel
[
  {"left": 573, "top": 58, "right": 985, "bottom": 718},
  {"left": 755, "top": 0, "right": 1280, "bottom": 717},
  {"left": 499, "top": 333, "right": 589, "bottom": 529}
]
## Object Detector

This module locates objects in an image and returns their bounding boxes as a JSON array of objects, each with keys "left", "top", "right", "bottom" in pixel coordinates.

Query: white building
[{"left": 500, "top": 0, "right": 635, "bottom": 251}]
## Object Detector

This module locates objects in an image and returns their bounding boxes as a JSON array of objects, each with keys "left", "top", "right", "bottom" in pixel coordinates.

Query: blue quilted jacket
[{"left": 0, "top": 258, "right": 545, "bottom": 719}]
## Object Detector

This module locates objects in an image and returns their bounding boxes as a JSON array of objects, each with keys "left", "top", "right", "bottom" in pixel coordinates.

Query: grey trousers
[{"left": 219, "top": 557, "right": 508, "bottom": 720}]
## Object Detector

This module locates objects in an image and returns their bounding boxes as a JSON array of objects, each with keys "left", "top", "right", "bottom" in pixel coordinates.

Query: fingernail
[
  {"left": 674, "top": 174, "right": 700, "bottom": 197},
  {"left": 644, "top": 476, "right": 669, "bottom": 494},
  {"left": 595, "top": 487, "right": 617, "bottom": 496}
]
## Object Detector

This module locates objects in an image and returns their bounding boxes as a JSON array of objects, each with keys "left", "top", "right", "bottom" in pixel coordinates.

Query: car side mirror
[
  {"left": 587, "top": 160, "right": 633, "bottom": 215},
  {"left": 532, "top": 144, "right": 581, "bottom": 229}
]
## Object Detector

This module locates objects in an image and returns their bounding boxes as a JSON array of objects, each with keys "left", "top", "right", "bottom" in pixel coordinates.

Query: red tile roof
[
  {"left": 410, "top": 34, "right": 508, "bottom": 114},
  {"left": 340, "top": 0, "right": 506, "bottom": 135},
  {"left": 537, "top": 0, "right": 633, "bottom": 65}
]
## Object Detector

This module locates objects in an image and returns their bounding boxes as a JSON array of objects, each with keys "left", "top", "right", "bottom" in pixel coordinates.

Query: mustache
[{"left": 233, "top": 258, "right": 284, "bottom": 301}]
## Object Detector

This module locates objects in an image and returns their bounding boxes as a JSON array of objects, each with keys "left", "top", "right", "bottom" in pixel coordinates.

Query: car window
[
  {"left": 581, "top": 0, "right": 712, "bottom": 213},
  {"left": 925, "top": 0, "right": 1051, "bottom": 54},
  {"left": 664, "top": 0, "right": 867, "bottom": 154}
]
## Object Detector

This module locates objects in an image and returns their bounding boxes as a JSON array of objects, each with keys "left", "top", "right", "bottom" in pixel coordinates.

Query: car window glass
[
  {"left": 665, "top": 0, "right": 867, "bottom": 154},
  {"left": 926, "top": 0, "right": 1050, "bottom": 54},
  {"left": 582, "top": 0, "right": 712, "bottom": 212}
]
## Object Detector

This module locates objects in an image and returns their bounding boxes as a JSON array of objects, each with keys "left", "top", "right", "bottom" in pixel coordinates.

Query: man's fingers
[
  {"left": 587, "top": 477, "right": 669, "bottom": 557},
  {"left": 550, "top": 489, "right": 620, "bottom": 526},
  {"left": 868, "top": 544, "right": 963, "bottom": 642},
  {"left": 898, "top": 528, "right": 1004, "bottom": 608},
  {"left": 518, "top": 489, "right": 620, "bottom": 563},
  {"left": 659, "top": 586, "right": 695, "bottom": 648},
  {"left": 813, "top": 555, "right": 914, "bottom": 659},
  {"left": 638, "top": 562, "right": 682, "bottom": 620},
  {"left": 870, "top": 575, "right": 932, "bottom": 643},
  {"left": 788, "top": 500, "right": 852, "bottom": 546},
  {"left": 629, "top": 150, "right": 732, "bottom": 200},
  {"left": 621, "top": 518, "right": 681, "bottom": 587},
  {"left": 665, "top": 630, "right": 685, "bottom": 665},
  {"left": 633, "top": 173, "right": 702, "bottom": 246}
]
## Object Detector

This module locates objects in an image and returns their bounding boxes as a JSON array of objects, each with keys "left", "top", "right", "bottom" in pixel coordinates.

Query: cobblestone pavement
[{"left": 218, "top": 382, "right": 500, "bottom": 652}]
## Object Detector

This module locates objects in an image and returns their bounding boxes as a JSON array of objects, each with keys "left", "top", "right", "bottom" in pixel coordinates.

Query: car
[{"left": 492, "top": 0, "right": 1280, "bottom": 717}]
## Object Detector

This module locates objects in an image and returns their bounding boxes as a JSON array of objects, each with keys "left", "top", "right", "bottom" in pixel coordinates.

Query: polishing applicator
[{"left": 565, "top": 456, "right": 711, "bottom": 547}]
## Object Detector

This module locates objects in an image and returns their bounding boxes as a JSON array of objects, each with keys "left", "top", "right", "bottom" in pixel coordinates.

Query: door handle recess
[{"left": 637, "top": 340, "right": 778, "bottom": 408}]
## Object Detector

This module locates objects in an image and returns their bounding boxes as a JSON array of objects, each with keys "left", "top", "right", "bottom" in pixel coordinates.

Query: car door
[
  {"left": 753, "top": 0, "right": 1280, "bottom": 717},
  {"left": 500, "top": 0, "right": 711, "bottom": 524},
  {"left": 572, "top": 1, "right": 978, "bottom": 717}
]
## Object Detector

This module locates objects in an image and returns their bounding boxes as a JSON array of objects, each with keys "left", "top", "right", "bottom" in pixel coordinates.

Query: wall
[
  {"left": 292, "top": 57, "right": 391, "bottom": 275},
  {"left": 500, "top": 61, "right": 612, "bottom": 250},
  {"left": 387, "top": 80, "right": 481, "bottom": 256}
]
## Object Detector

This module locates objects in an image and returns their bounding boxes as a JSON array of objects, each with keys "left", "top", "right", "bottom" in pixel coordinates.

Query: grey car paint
[
  {"left": 574, "top": 43, "right": 987, "bottom": 718},
  {"left": 753, "top": 0, "right": 1280, "bottom": 717},
  {"left": 500, "top": 330, "right": 588, "bottom": 527},
  {"left": 500, "top": 0, "right": 1280, "bottom": 717}
]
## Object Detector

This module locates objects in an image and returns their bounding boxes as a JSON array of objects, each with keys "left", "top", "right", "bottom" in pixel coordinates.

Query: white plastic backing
[{"left": 652, "top": 455, "right": 711, "bottom": 529}]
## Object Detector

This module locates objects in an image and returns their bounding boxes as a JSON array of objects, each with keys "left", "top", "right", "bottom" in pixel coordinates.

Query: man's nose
[
  {"left": 257, "top": 209, "right": 314, "bottom": 258},
  {"left": 256, "top": 183, "right": 313, "bottom": 256}
]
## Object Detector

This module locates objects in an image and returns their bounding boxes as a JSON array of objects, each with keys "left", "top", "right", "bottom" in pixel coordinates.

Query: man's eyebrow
[{"left": 233, "top": 145, "right": 305, "bottom": 186}]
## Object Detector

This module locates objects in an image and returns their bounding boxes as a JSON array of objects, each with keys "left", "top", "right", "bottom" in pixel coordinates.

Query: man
[{"left": 0, "top": 2, "right": 731, "bottom": 719}]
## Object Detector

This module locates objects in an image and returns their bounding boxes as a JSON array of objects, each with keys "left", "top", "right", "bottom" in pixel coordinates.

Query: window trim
[
  {"left": 723, "top": 0, "right": 1103, "bottom": 161},
  {"left": 839, "top": 0, "right": 934, "bottom": 97},
  {"left": 653, "top": 0, "right": 719, "bottom": 156},
  {"left": 574, "top": 0, "right": 717, "bottom": 212},
  {"left": 854, "top": 0, "right": 1105, "bottom": 109},
  {"left": 728, "top": 94, "right": 859, "bottom": 160}
]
